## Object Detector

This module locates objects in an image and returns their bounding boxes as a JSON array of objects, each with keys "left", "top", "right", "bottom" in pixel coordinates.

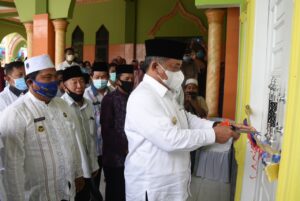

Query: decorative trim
[
  {"left": 240, "top": 11, "right": 247, "bottom": 24},
  {"left": 7, "top": 34, "right": 26, "bottom": 58},
  {"left": 76, "top": 0, "right": 110, "bottom": 4},
  {"left": 148, "top": 0, "right": 207, "bottom": 37},
  {"left": 0, "top": 8, "right": 17, "bottom": 14}
]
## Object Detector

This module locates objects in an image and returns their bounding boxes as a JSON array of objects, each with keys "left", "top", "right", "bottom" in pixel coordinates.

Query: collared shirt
[
  {"left": 84, "top": 84, "right": 111, "bottom": 156},
  {"left": 57, "top": 61, "right": 79, "bottom": 70},
  {"left": 0, "top": 92, "right": 82, "bottom": 201},
  {"left": 61, "top": 93, "right": 99, "bottom": 174},
  {"left": 100, "top": 89, "right": 129, "bottom": 167},
  {"left": 0, "top": 85, "right": 26, "bottom": 114},
  {"left": 124, "top": 74, "right": 216, "bottom": 201}
]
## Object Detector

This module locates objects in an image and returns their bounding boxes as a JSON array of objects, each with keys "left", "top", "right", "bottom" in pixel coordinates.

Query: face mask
[
  {"left": 183, "top": 55, "right": 192, "bottom": 62},
  {"left": 93, "top": 79, "right": 108, "bottom": 89},
  {"left": 158, "top": 63, "right": 184, "bottom": 92},
  {"left": 120, "top": 80, "right": 134, "bottom": 94},
  {"left": 67, "top": 91, "right": 84, "bottom": 102},
  {"left": 66, "top": 54, "right": 75, "bottom": 62},
  {"left": 14, "top": 77, "right": 28, "bottom": 91},
  {"left": 110, "top": 72, "right": 116, "bottom": 82},
  {"left": 32, "top": 80, "right": 58, "bottom": 100}
]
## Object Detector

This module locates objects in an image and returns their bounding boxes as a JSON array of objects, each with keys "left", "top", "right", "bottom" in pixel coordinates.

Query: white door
[{"left": 241, "top": 0, "right": 293, "bottom": 201}]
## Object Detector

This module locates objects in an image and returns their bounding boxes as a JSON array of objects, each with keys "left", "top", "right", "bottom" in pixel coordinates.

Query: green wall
[
  {"left": 66, "top": 0, "right": 211, "bottom": 46},
  {"left": 15, "top": 0, "right": 75, "bottom": 22},
  {"left": 66, "top": 0, "right": 126, "bottom": 46},
  {"left": 14, "top": 0, "right": 35, "bottom": 22},
  {"left": 0, "top": 20, "right": 26, "bottom": 42},
  {"left": 136, "top": 0, "right": 208, "bottom": 43}
]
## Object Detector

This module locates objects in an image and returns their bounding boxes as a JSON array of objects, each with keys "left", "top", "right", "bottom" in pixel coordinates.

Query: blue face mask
[
  {"left": 93, "top": 79, "right": 108, "bottom": 89},
  {"left": 32, "top": 80, "right": 58, "bottom": 99},
  {"left": 14, "top": 78, "right": 28, "bottom": 91},
  {"left": 110, "top": 72, "right": 116, "bottom": 82}
]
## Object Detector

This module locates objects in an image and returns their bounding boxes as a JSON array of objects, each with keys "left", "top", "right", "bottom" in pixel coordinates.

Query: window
[
  {"left": 72, "top": 26, "right": 84, "bottom": 61},
  {"left": 95, "top": 25, "right": 109, "bottom": 62}
]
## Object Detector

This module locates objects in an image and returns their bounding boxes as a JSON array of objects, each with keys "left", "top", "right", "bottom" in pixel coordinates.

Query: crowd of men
[{"left": 0, "top": 39, "right": 252, "bottom": 201}]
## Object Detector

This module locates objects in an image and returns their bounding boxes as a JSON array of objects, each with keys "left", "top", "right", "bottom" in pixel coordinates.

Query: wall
[
  {"left": 14, "top": 0, "right": 75, "bottom": 22},
  {"left": 136, "top": 0, "right": 208, "bottom": 43},
  {"left": 66, "top": 0, "right": 126, "bottom": 46},
  {"left": 65, "top": 0, "right": 215, "bottom": 62},
  {"left": 0, "top": 20, "right": 26, "bottom": 42}
]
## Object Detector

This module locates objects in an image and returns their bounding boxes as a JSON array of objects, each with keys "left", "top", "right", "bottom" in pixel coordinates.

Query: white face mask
[
  {"left": 66, "top": 54, "right": 75, "bottom": 62},
  {"left": 158, "top": 63, "right": 184, "bottom": 92}
]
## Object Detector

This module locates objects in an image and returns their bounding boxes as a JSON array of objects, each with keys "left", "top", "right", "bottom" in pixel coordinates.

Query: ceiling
[{"left": 0, "top": 0, "right": 108, "bottom": 24}]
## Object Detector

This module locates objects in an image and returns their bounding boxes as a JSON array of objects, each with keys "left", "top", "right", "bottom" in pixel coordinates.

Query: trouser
[
  {"left": 94, "top": 155, "right": 103, "bottom": 188},
  {"left": 190, "top": 150, "right": 196, "bottom": 174},
  {"left": 103, "top": 166, "right": 125, "bottom": 201},
  {"left": 75, "top": 180, "right": 90, "bottom": 201},
  {"left": 75, "top": 178, "right": 103, "bottom": 201}
]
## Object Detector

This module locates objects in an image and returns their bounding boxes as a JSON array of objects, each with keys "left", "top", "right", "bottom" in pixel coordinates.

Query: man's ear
[
  {"left": 26, "top": 79, "right": 33, "bottom": 88},
  {"left": 26, "top": 79, "right": 32, "bottom": 85},
  {"left": 116, "top": 79, "right": 121, "bottom": 86},
  {"left": 154, "top": 62, "right": 167, "bottom": 80},
  {"left": 62, "top": 83, "right": 69, "bottom": 93}
]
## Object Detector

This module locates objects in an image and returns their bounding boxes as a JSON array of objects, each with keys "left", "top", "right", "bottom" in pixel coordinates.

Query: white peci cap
[
  {"left": 24, "top": 54, "right": 54, "bottom": 75},
  {"left": 185, "top": 78, "right": 198, "bottom": 86}
]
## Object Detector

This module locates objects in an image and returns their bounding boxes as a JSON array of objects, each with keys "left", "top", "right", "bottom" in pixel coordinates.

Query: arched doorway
[{"left": 0, "top": 32, "right": 27, "bottom": 66}]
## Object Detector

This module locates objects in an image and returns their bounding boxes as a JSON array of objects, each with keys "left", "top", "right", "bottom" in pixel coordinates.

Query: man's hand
[
  {"left": 75, "top": 177, "right": 85, "bottom": 192},
  {"left": 213, "top": 125, "right": 240, "bottom": 143}
]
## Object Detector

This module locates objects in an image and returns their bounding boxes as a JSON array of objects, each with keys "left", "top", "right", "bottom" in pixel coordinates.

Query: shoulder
[
  {"left": 127, "top": 82, "right": 161, "bottom": 111},
  {"left": 102, "top": 91, "right": 114, "bottom": 102},
  {"left": 0, "top": 95, "right": 28, "bottom": 122},
  {"left": 84, "top": 86, "right": 93, "bottom": 98},
  {"left": 84, "top": 98, "right": 94, "bottom": 109},
  {"left": 0, "top": 86, "right": 9, "bottom": 98}
]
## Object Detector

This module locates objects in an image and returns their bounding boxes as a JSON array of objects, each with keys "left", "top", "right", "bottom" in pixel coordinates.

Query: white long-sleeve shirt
[
  {"left": 124, "top": 74, "right": 216, "bottom": 201},
  {"left": 0, "top": 86, "right": 19, "bottom": 114},
  {"left": 61, "top": 93, "right": 99, "bottom": 176},
  {"left": 0, "top": 92, "right": 82, "bottom": 201},
  {"left": 0, "top": 139, "right": 7, "bottom": 201}
]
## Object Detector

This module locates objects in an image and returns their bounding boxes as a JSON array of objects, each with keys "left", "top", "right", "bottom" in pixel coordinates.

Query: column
[
  {"left": 205, "top": 9, "right": 225, "bottom": 117},
  {"left": 24, "top": 22, "right": 33, "bottom": 58},
  {"left": 52, "top": 19, "right": 68, "bottom": 68},
  {"left": 32, "top": 14, "right": 55, "bottom": 61},
  {"left": 222, "top": 8, "right": 240, "bottom": 119}
]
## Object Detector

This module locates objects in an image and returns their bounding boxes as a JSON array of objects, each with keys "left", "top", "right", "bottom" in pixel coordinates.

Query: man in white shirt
[
  {"left": 61, "top": 65, "right": 102, "bottom": 201},
  {"left": 124, "top": 39, "right": 251, "bottom": 201},
  {"left": 0, "top": 61, "right": 27, "bottom": 113},
  {"left": 0, "top": 54, "right": 83, "bottom": 201},
  {"left": 57, "top": 48, "right": 79, "bottom": 70}
]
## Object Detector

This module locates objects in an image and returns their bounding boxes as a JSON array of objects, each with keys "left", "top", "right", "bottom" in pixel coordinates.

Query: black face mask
[
  {"left": 120, "top": 80, "right": 134, "bottom": 94},
  {"left": 187, "top": 92, "right": 198, "bottom": 99},
  {"left": 67, "top": 91, "right": 84, "bottom": 102}
]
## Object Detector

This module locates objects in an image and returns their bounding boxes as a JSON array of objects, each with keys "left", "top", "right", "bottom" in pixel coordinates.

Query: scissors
[
  {"left": 231, "top": 126, "right": 261, "bottom": 135},
  {"left": 219, "top": 120, "right": 261, "bottom": 135}
]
